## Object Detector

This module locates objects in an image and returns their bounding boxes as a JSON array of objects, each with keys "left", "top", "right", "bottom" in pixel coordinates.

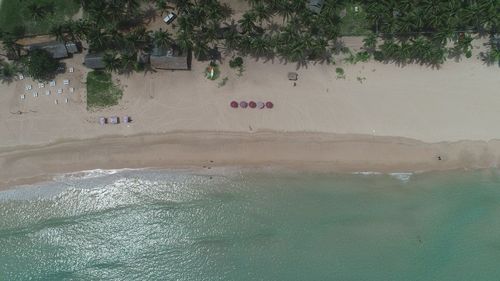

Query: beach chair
[
  {"left": 49, "top": 80, "right": 56, "bottom": 87},
  {"left": 19, "top": 74, "right": 24, "bottom": 80},
  {"left": 33, "top": 92, "right": 38, "bottom": 97},
  {"left": 25, "top": 85, "right": 32, "bottom": 91},
  {"left": 54, "top": 99, "right": 58, "bottom": 105},
  {"left": 38, "top": 83, "right": 44, "bottom": 88},
  {"left": 45, "top": 90, "right": 51, "bottom": 96},
  {"left": 65, "top": 98, "right": 69, "bottom": 103},
  {"left": 20, "top": 94, "right": 25, "bottom": 100},
  {"left": 69, "top": 67, "right": 74, "bottom": 73},
  {"left": 63, "top": 79, "right": 70, "bottom": 85},
  {"left": 57, "top": 89, "right": 63, "bottom": 94},
  {"left": 69, "top": 87, "right": 74, "bottom": 93}
]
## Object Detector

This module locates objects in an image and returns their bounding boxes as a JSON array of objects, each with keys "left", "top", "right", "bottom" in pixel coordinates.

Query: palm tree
[
  {"left": 0, "top": 60, "right": 19, "bottom": 84},
  {"left": 152, "top": 29, "right": 172, "bottom": 50},
  {"left": 27, "top": 2, "right": 54, "bottom": 21},
  {"left": 120, "top": 52, "right": 137, "bottom": 74},
  {"left": 103, "top": 52, "right": 122, "bottom": 73},
  {"left": 238, "top": 12, "right": 257, "bottom": 34}
]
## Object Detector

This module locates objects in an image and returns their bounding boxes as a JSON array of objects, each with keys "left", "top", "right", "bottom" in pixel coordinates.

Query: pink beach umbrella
[
  {"left": 257, "top": 101, "right": 265, "bottom": 109},
  {"left": 249, "top": 101, "right": 257, "bottom": 108},
  {"left": 266, "top": 101, "right": 274, "bottom": 109},
  {"left": 240, "top": 101, "right": 248, "bottom": 108},
  {"left": 230, "top": 101, "right": 238, "bottom": 108},
  {"left": 99, "top": 117, "right": 106, "bottom": 125}
]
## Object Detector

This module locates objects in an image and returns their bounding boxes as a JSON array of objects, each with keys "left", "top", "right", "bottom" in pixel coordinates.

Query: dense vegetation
[
  {"left": 86, "top": 71, "right": 123, "bottom": 108},
  {"left": 21, "top": 49, "right": 60, "bottom": 81},
  {"left": 0, "top": 0, "right": 80, "bottom": 35},
  {"left": 1, "top": 0, "right": 499, "bottom": 82},
  {"left": 361, "top": 0, "right": 500, "bottom": 65}
]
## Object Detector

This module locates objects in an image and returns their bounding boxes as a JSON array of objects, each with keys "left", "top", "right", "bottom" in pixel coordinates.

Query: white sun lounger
[
  {"left": 54, "top": 99, "right": 58, "bottom": 104},
  {"left": 57, "top": 89, "right": 63, "bottom": 94},
  {"left": 19, "top": 74, "right": 24, "bottom": 80},
  {"left": 25, "top": 85, "right": 32, "bottom": 91},
  {"left": 69, "top": 67, "right": 74, "bottom": 73},
  {"left": 63, "top": 79, "right": 70, "bottom": 85},
  {"left": 33, "top": 92, "right": 38, "bottom": 97},
  {"left": 38, "top": 83, "right": 44, "bottom": 88},
  {"left": 50, "top": 80, "right": 56, "bottom": 87},
  {"left": 65, "top": 98, "right": 69, "bottom": 103},
  {"left": 20, "top": 94, "right": 25, "bottom": 100},
  {"left": 69, "top": 87, "right": 74, "bottom": 93},
  {"left": 45, "top": 90, "right": 51, "bottom": 96}
]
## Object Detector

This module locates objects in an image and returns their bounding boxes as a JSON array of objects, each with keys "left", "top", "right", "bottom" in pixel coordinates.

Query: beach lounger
[
  {"left": 38, "top": 83, "right": 44, "bottom": 88},
  {"left": 45, "top": 90, "right": 51, "bottom": 96},
  {"left": 69, "top": 67, "right": 74, "bottom": 73},
  {"left": 25, "top": 85, "right": 32, "bottom": 91},
  {"left": 50, "top": 80, "right": 56, "bottom": 87},
  {"left": 57, "top": 89, "right": 63, "bottom": 94},
  {"left": 54, "top": 99, "right": 58, "bottom": 105},
  {"left": 33, "top": 92, "right": 38, "bottom": 97},
  {"left": 69, "top": 87, "right": 74, "bottom": 93},
  {"left": 19, "top": 74, "right": 24, "bottom": 80},
  {"left": 20, "top": 94, "right": 25, "bottom": 100},
  {"left": 65, "top": 98, "right": 69, "bottom": 103},
  {"left": 63, "top": 79, "right": 70, "bottom": 85}
]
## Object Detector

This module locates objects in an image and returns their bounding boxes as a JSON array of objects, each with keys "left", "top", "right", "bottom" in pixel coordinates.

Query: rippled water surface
[{"left": 1, "top": 169, "right": 500, "bottom": 280}]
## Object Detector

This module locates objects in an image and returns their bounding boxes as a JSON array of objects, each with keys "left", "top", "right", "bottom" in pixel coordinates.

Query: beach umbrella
[
  {"left": 230, "top": 101, "right": 238, "bottom": 108},
  {"left": 240, "top": 101, "right": 248, "bottom": 108},
  {"left": 249, "top": 101, "right": 257, "bottom": 108},
  {"left": 123, "top": 116, "right": 130, "bottom": 123},
  {"left": 257, "top": 101, "right": 265, "bottom": 109},
  {"left": 99, "top": 117, "right": 106, "bottom": 125},
  {"left": 266, "top": 101, "right": 274, "bottom": 109}
]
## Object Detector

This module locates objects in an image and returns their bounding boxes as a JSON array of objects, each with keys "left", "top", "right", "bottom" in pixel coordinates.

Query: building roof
[
  {"left": 84, "top": 53, "right": 105, "bottom": 69},
  {"left": 150, "top": 55, "right": 189, "bottom": 70},
  {"left": 25, "top": 41, "right": 79, "bottom": 59},
  {"left": 307, "top": 0, "right": 325, "bottom": 14},
  {"left": 150, "top": 45, "right": 189, "bottom": 70}
]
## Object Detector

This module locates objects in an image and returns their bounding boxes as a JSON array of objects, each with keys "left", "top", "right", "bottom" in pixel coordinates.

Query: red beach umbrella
[
  {"left": 249, "top": 101, "right": 257, "bottom": 108},
  {"left": 257, "top": 101, "right": 265, "bottom": 109},
  {"left": 266, "top": 101, "right": 274, "bottom": 109},
  {"left": 230, "top": 101, "right": 238, "bottom": 108},
  {"left": 240, "top": 101, "right": 248, "bottom": 108}
]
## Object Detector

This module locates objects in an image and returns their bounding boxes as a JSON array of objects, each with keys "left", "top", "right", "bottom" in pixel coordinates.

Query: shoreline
[{"left": 2, "top": 131, "right": 500, "bottom": 190}]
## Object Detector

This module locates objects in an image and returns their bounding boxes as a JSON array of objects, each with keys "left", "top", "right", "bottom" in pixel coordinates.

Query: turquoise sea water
[{"left": 1, "top": 169, "right": 500, "bottom": 280}]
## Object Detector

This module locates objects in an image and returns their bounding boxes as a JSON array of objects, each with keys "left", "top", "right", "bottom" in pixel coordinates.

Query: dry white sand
[{"left": 1, "top": 38, "right": 499, "bottom": 148}]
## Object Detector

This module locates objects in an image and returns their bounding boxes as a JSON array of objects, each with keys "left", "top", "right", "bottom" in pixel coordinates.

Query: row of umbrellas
[{"left": 230, "top": 101, "right": 274, "bottom": 109}]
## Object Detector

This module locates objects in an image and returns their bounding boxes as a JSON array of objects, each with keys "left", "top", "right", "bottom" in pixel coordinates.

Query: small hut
[
  {"left": 288, "top": 72, "right": 298, "bottom": 81},
  {"left": 84, "top": 53, "right": 105, "bottom": 69}
]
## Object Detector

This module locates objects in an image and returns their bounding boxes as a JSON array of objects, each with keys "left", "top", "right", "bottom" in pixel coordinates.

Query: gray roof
[
  {"left": 84, "top": 53, "right": 105, "bottom": 69},
  {"left": 150, "top": 45, "right": 189, "bottom": 70},
  {"left": 150, "top": 55, "right": 189, "bottom": 70},
  {"left": 307, "top": 0, "right": 325, "bottom": 14},
  {"left": 26, "top": 41, "right": 79, "bottom": 59}
]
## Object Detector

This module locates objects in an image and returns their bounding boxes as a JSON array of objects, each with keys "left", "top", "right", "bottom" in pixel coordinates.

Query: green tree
[
  {"left": 103, "top": 52, "right": 122, "bottom": 73},
  {"left": 22, "top": 49, "right": 59, "bottom": 81},
  {"left": 0, "top": 59, "right": 19, "bottom": 84}
]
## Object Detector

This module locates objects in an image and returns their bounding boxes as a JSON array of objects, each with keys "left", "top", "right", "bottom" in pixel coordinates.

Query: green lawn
[
  {"left": 339, "top": 2, "right": 371, "bottom": 36},
  {"left": 0, "top": 0, "right": 80, "bottom": 35},
  {"left": 86, "top": 71, "right": 123, "bottom": 109}
]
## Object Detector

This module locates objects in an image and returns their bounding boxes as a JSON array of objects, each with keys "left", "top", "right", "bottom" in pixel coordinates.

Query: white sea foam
[
  {"left": 53, "top": 168, "right": 141, "bottom": 181},
  {"left": 353, "top": 171, "right": 382, "bottom": 176},
  {"left": 389, "top": 172, "right": 413, "bottom": 182}
]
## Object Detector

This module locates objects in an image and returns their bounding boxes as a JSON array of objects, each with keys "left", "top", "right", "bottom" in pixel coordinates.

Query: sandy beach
[{"left": 1, "top": 36, "right": 500, "bottom": 188}]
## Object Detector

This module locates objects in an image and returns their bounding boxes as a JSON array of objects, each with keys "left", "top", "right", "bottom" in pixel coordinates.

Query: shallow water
[{"left": 1, "top": 169, "right": 500, "bottom": 280}]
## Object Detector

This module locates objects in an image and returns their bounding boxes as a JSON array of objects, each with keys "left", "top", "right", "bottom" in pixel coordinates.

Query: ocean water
[{"left": 1, "top": 168, "right": 500, "bottom": 281}]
